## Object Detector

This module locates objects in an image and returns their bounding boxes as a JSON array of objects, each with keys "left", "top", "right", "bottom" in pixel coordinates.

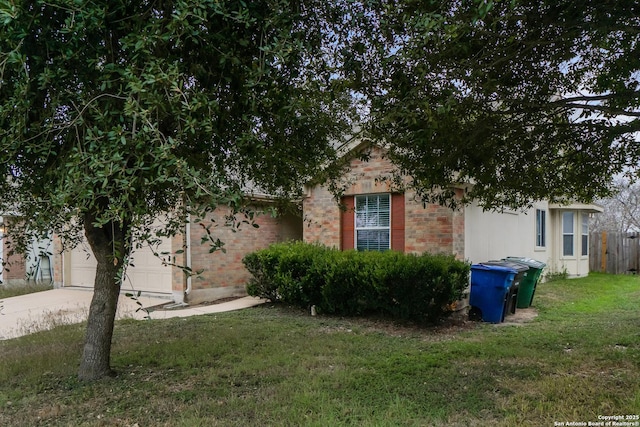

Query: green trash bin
[{"left": 504, "top": 257, "right": 546, "bottom": 308}]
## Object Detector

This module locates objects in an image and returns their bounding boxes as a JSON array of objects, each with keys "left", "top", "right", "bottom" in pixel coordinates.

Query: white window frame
[
  {"left": 354, "top": 194, "right": 391, "bottom": 252},
  {"left": 535, "top": 209, "right": 546, "bottom": 248},
  {"left": 0, "top": 229, "right": 3, "bottom": 284},
  {"left": 562, "top": 211, "right": 575, "bottom": 257},
  {"left": 581, "top": 213, "right": 589, "bottom": 257}
]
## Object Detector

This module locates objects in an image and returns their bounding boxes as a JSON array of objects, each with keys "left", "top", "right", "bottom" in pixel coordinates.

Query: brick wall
[
  {"left": 1, "top": 229, "right": 27, "bottom": 285},
  {"left": 303, "top": 144, "right": 465, "bottom": 258},
  {"left": 185, "top": 205, "right": 302, "bottom": 304},
  {"left": 303, "top": 146, "right": 400, "bottom": 248}
]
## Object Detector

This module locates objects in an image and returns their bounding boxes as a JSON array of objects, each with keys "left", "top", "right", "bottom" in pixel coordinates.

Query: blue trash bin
[
  {"left": 483, "top": 260, "right": 529, "bottom": 315},
  {"left": 469, "top": 263, "right": 517, "bottom": 323}
]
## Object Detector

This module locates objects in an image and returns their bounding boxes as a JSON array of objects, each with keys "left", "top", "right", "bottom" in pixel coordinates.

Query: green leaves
[
  {"left": 0, "top": 1, "right": 17, "bottom": 25},
  {"left": 2, "top": 0, "right": 358, "bottom": 245},
  {"left": 358, "top": 0, "right": 640, "bottom": 209}
]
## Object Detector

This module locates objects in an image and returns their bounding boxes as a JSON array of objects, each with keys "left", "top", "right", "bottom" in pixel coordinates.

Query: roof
[{"left": 548, "top": 202, "right": 604, "bottom": 213}]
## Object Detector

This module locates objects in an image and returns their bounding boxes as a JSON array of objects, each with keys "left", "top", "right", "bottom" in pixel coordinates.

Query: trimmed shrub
[{"left": 244, "top": 242, "right": 469, "bottom": 323}]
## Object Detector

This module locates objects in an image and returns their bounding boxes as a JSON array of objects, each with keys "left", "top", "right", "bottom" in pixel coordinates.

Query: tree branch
[{"left": 560, "top": 103, "right": 640, "bottom": 117}]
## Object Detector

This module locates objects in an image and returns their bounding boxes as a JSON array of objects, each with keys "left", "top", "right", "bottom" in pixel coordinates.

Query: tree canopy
[
  {"left": 352, "top": 0, "right": 640, "bottom": 208},
  {"left": 0, "top": 0, "right": 359, "bottom": 380},
  {"left": 0, "top": 0, "right": 356, "bottom": 240}
]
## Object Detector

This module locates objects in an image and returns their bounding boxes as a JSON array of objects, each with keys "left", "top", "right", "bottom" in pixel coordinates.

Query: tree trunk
[{"left": 78, "top": 215, "right": 129, "bottom": 381}]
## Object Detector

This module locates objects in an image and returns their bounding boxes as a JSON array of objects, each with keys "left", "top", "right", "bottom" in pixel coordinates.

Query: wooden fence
[{"left": 589, "top": 231, "right": 640, "bottom": 274}]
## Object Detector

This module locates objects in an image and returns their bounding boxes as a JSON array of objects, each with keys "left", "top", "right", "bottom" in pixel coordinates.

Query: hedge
[{"left": 243, "top": 241, "right": 470, "bottom": 323}]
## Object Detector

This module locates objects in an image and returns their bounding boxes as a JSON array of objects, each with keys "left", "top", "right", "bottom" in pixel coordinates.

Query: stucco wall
[
  {"left": 463, "top": 202, "right": 593, "bottom": 277},
  {"left": 464, "top": 201, "right": 550, "bottom": 265}
]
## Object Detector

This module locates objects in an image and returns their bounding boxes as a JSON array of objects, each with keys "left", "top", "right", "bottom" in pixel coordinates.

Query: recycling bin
[
  {"left": 483, "top": 260, "right": 529, "bottom": 315},
  {"left": 504, "top": 257, "right": 547, "bottom": 308},
  {"left": 469, "top": 264, "right": 517, "bottom": 323}
]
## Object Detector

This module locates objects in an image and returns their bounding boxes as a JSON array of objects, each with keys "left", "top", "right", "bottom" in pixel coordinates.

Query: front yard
[{"left": 0, "top": 273, "right": 639, "bottom": 426}]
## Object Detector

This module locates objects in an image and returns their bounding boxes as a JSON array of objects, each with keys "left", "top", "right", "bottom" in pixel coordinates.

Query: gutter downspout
[{"left": 185, "top": 214, "right": 192, "bottom": 298}]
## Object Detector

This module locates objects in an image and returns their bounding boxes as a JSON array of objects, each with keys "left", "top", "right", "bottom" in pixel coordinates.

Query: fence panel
[{"left": 590, "top": 231, "right": 640, "bottom": 274}]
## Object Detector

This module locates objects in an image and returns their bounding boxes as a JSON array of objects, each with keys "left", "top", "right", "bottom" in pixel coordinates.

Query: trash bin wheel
[{"left": 469, "top": 306, "right": 482, "bottom": 321}]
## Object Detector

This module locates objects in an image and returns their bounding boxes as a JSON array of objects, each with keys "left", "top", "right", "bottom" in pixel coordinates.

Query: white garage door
[{"left": 68, "top": 237, "right": 172, "bottom": 294}]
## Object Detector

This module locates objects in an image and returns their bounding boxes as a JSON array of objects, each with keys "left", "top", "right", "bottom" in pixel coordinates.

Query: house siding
[
  {"left": 464, "top": 201, "right": 550, "bottom": 266},
  {"left": 303, "top": 145, "right": 465, "bottom": 258},
  {"left": 463, "top": 201, "right": 596, "bottom": 277}
]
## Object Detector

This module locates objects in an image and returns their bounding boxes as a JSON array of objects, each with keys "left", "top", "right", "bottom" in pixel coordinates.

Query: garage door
[{"left": 67, "top": 236, "right": 172, "bottom": 294}]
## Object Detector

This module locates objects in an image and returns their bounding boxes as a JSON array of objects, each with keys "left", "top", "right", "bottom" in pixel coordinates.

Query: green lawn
[
  {"left": 1, "top": 273, "right": 639, "bottom": 426},
  {"left": 0, "top": 282, "right": 53, "bottom": 299}
]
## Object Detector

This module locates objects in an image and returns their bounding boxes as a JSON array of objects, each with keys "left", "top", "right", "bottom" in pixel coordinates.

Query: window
[
  {"left": 355, "top": 194, "right": 390, "bottom": 251},
  {"left": 341, "top": 194, "right": 404, "bottom": 252},
  {"left": 562, "top": 212, "right": 574, "bottom": 256},
  {"left": 535, "top": 209, "right": 546, "bottom": 247},
  {"left": 581, "top": 213, "right": 589, "bottom": 256}
]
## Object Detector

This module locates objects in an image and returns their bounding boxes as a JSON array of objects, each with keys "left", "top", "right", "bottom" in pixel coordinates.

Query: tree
[
  {"left": 592, "top": 179, "right": 640, "bottom": 233},
  {"left": 0, "top": 0, "right": 359, "bottom": 380},
  {"left": 349, "top": 0, "right": 640, "bottom": 209},
  {"left": 3, "top": 0, "right": 640, "bottom": 381}
]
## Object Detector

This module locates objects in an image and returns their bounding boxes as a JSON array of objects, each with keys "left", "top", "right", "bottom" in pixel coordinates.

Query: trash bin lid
[
  {"left": 504, "top": 257, "right": 546, "bottom": 269},
  {"left": 484, "top": 260, "right": 529, "bottom": 273},
  {"left": 471, "top": 263, "right": 517, "bottom": 274}
]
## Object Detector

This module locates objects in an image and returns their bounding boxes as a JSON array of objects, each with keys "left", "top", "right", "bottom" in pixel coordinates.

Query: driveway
[{"left": 0, "top": 288, "right": 265, "bottom": 340}]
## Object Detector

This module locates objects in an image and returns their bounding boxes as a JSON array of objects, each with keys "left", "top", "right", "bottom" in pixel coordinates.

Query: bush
[{"left": 244, "top": 242, "right": 470, "bottom": 324}]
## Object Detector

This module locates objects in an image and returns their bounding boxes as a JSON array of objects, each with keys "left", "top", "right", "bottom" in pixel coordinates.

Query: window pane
[
  {"left": 357, "top": 230, "right": 390, "bottom": 251},
  {"left": 355, "top": 195, "right": 390, "bottom": 228},
  {"left": 355, "top": 194, "right": 391, "bottom": 252},
  {"left": 536, "top": 209, "right": 546, "bottom": 247},
  {"left": 562, "top": 212, "right": 574, "bottom": 234},
  {"left": 582, "top": 214, "right": 589, "bottom": 256},
  {"left": 562, "top": 212, "right": 574, "bottom": 256},
  {"left": 563, "top": 235, "right": 574, "bottom": 256}
]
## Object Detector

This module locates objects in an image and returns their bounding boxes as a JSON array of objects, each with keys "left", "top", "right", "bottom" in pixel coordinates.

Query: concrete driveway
[{"left": 0, "top": 288, "right": 265, "bottom": 340}]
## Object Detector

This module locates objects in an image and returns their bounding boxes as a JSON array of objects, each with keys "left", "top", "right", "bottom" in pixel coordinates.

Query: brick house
[
  {"left": 303, "top": 140, "right": 602, "bottom": 277},
  {"left": 54, "top": 140, "right": 601, "bottom": 301},
  {"left": 55, "top": 201, "right": 301, "bottom": 304},
  {"left": 303, "top": 142, "right": 465, "bottom": 258}
]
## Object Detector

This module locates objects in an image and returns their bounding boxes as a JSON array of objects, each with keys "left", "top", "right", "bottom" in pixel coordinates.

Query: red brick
[{"left": 304, "top": 145, "right": 465, "bottom": 257}]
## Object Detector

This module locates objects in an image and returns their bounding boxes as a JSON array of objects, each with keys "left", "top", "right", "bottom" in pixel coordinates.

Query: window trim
[
  {"left": 562, "top": 211, "right": 575, "bottom": 257},
  {"left": 581, "top": 213, "right": 589, "bottom": 257},
  {"left": 535, "top": 209, "right": 546, "bottom": 248},
  {"left": 354, "top": 193, "right": 391, "bottom": 252}
]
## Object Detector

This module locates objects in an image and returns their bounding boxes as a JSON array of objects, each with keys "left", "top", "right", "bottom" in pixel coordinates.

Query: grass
[
  {"left": 0, "top": 281, "right": 53, "bottom": 299},
  {"left": 1, "top": 273, "right": 639, "bottom": 426}
]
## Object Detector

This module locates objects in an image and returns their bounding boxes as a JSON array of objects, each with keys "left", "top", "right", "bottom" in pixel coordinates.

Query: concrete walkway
[{"left": 0, "top": 288, "right": 265, "bottom": 340}]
